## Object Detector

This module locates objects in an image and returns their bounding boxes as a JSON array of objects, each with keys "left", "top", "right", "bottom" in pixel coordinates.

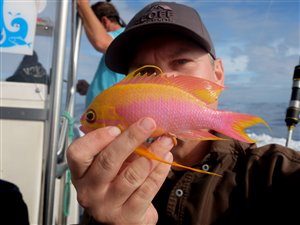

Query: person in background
[
  {"left": 67, "top": 2, "right": 300, "bottom": 225},
  {"left": 76, "top": 0, "right": 126, "bottom": 107},
  {"left": 6, "top": 50, "right": 49, "bottom": 84}
]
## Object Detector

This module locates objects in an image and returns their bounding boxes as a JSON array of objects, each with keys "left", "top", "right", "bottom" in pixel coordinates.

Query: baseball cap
[{"left": 105, "top": 1, "right": 216, "bottom": 74}]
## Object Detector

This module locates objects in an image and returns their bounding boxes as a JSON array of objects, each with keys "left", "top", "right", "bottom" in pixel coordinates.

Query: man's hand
[{"left": 67, "top": 117, "right": 173, "bottom": 224}]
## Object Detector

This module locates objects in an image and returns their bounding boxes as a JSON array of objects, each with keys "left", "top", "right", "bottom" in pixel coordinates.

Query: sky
[
  {"left": 1, "top": 0, "right": 300, "bottom": 140},
  {"left": 76, "top": 0, "right": 300, "bottom": 104},
  {"left": 2, "top": 0, "right": 299, "bottom": 104}
]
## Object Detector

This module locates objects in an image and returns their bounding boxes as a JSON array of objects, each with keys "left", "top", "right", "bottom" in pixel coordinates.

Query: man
[
  {"left": 67, "top": 2, "right": 300, "bottom": 225},
  {"left": 76, "top": 0, "right": 125, "bottom": 107}
]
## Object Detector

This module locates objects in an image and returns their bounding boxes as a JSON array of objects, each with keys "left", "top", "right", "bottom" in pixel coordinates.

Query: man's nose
[
  {"left": 149, "top": 65, "right": 177, "bottom": 77},
  {"left": 141, "top": 64, "right": 179, "bottom": 77},
  {"left": 163, "top": 70, "right": 179, "bottom": 77}
]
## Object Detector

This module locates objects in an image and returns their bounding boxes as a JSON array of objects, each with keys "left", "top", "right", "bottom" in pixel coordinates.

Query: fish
[{"left": 80, "top": 65, "right": 268, "bottom": 176}]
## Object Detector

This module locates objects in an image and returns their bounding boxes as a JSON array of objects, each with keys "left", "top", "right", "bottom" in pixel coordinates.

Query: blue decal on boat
[{"left": 0, "top": 0, "right": 31, "bottom": 48}]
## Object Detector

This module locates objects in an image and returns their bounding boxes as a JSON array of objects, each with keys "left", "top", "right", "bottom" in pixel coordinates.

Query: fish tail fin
[
  {"left": 134, "top": 147, "right": 222, "bottom": 177},
  {"left": 218, "top": 112, "right": 270, "bottom": 143}
]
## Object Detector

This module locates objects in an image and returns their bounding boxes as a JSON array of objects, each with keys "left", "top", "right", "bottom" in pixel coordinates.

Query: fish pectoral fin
[
  {"left": 99, "top": 105, "right": 125, "bottom": 128},
  {"left": 100, "top": 105, "right": 118, "bottom": 119},
  {"left": 176, "top": 130, "right": 225, "bottom": 141}
]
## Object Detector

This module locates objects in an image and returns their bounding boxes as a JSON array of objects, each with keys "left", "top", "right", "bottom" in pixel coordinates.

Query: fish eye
[{"left": 86, "top": 109, "right": 96, "bottom": 123}]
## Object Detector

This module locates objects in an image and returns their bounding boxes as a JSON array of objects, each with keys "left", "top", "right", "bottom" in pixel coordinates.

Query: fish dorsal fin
[
  {"left": 118, "top": 65, "right": 224, "bottom": 104},
  {"left": 118, "top": 65, "right": 164, "bottom": 85},
  {"left": 167, "top": 75, "right": 224, "bottom": 104}
]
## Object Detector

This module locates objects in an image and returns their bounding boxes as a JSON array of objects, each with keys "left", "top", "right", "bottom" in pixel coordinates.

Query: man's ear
[
  {"left": 214, "top": 58, "right": 224, "bottom": 86},
  {"left": 101, "top": 16, "right": 109, "bottom": 28}
]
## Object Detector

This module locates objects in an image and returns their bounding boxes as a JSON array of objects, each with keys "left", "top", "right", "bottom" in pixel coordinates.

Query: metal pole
[
  {"left": 285, "top": 127, "right": 294, "bottom": 147},
  {"left": 57, "top": 1, "right": 82, "bottom": 160},
  {"left": 43, "top": 1, "right": 69, "bottom": 224},
  {"left": 285, "top": 58, "right": 300, "bottom": 147},
  {"left": 57, "top": 3, "right": 83, "bottom": 225}
]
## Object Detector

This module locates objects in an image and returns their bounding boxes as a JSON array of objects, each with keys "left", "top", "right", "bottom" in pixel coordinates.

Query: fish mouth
[{"left": 79, "top": 125, "right": 94, "bottom": 134}]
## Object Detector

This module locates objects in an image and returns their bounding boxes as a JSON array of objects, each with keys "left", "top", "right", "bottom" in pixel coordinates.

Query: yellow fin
[
  {"left": 135, "top": 147, "right": 222, "bottom": 177},
  {"left": 99, "top": 105, "right": 118, "bottom": 120},
  {"left": 169, "top": 76, "right": 224, "bottom": 104},
  {"left": 119, "top": 65, "right": 224, "bottom": 104},
  {"left": 220, "top": 112, "right": 270, "bottom": 143},
  {"left": 233, "top": 116, "right": 270, "bottom": 143},
  {"left": 97, "top": 105, "right": 126, "bottom": 129}
]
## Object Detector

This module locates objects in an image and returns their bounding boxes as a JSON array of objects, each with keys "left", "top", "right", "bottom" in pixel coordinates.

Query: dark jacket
[
  {"left": 153, "top": 138, "right": 300, "bottom": 225},
  {"left": 83, "top": 137, "right": 300, "bottom": 225},
  {"left": 0, "top": 180, "right": 30, "bottom": 225}
]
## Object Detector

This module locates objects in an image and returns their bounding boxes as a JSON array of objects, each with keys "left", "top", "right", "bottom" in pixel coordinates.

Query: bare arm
[{"left": 77, "top": 0, "right": 113, "bottom": 52}]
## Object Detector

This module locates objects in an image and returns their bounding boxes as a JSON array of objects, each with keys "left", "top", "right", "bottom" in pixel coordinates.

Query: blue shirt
[{"left": 85, "top": 27, "right": 125, "bottom": 107}]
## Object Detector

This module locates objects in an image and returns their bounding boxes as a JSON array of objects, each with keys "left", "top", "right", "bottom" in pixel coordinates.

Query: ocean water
[
  {"left": 74, "top": 100, "right": 300, "bottom": 151},
  {"left": 219, "top": 102, "right": 300, "bottom": 140},
  {"left": 219, "top": 102, "right": 299, "bottom": 150}
]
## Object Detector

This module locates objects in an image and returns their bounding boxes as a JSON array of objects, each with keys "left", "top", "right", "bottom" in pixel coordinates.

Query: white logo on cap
[{"left": 136, "top": 4, "right": 173, "bottom": 25}]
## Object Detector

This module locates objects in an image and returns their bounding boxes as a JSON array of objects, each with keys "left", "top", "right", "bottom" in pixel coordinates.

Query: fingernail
[
  {"left": 159, "top": 136, "right": 173, "bottom": 146},
  {"left": 164, "top": 152, "right": 173, "bottom": 161},
  {"left": 139, "top": 117, "right": 155, "bottom": 131},
  {"left": 108, "top": 126, "right": 121, "bottom": 136}
]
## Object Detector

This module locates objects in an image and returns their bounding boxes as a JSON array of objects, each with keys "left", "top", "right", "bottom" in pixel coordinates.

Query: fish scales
[{"left": 80, "top": 65, "right": 268, "bottom": 176}]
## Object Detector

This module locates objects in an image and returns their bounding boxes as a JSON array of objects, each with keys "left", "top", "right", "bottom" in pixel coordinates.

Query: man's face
[
  {"left": 129, "top": 35, "right": 224, "bottom": 87},
  {"left": 128, "top": 35, "right": 225, "bottom": 160}
]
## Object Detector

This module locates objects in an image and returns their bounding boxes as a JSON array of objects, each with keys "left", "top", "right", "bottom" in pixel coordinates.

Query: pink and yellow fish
[{"left": 80, "top": 65, "right": 268, "bottom": 176}]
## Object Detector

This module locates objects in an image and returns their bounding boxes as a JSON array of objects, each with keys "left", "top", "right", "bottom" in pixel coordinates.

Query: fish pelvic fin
[
  {"left": 134, "top": 147, "right": 222, "bottom": 177},
  {"left": 219, "top": 112, "right": 270, "bottom": 143}
]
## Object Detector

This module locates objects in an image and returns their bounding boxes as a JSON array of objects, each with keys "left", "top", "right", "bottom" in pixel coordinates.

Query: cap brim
[{"left": 105, "top": 23, "right": 213, "bottom": 74}]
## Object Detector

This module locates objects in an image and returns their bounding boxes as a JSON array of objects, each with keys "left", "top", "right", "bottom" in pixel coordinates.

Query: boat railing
[{"left": 42, "top": 0, "right": 82, "bottom": 224}]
